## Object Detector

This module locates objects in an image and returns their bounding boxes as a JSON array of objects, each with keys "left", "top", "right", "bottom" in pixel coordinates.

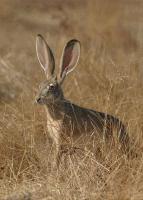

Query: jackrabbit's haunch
[{"left": 35, "top": 34, "right": 129, "bottom": 167}]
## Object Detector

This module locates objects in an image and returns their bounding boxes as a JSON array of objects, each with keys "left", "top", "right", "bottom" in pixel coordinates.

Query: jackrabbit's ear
[
  {"left": 36, "top": 34, "right": 55, "bottom": 78},
  {"left": 59, "top": 39, "right": 80, "bottom": 82}
]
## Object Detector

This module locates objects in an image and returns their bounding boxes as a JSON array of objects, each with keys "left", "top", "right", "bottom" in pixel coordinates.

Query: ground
[{"left": 0, "top": 0, "right": 143, "bottom": 199}]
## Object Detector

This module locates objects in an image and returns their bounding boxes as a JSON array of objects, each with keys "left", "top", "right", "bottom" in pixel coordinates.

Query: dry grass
[{"left": 0, "top": 0, "right": 143, "bottom": 199}]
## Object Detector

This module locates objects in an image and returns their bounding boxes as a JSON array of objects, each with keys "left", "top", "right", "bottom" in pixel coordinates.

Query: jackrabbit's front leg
[
  {"left": 55, "top": 145, "right": 70, "bottom": 169},
  {"left": 55, "top": 147, "right": 62, "bottom": 169}
]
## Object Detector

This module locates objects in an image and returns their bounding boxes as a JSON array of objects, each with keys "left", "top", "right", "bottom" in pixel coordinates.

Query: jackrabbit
[{"left": 35, "top": 34, "right": 129, "bottom": 167}]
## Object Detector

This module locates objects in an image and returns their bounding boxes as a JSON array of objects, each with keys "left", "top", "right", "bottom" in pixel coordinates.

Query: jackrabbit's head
[{"left": 35, "top": 34, "right": 80, "bottom": 105}]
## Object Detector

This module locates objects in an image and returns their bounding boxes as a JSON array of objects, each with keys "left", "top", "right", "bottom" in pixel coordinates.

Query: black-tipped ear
[
  {"left": 36, "top": 34, "right": 55, "bottom": 78},
  {"left": 59, "top": 39, "right": 80, "bottom": 83}
]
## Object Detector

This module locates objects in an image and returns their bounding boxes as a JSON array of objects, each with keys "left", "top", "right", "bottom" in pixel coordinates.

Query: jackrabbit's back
[{"left": 61, "top": 102, "right": 128, "bottom": 149}]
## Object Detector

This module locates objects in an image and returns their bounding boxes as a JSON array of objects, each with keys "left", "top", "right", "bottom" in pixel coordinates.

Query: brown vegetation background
[{"left": 0, "top": 0, "right": 143, "bottom": 199}]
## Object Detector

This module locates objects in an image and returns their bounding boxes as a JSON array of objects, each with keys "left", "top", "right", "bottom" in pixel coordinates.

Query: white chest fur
[{"left": 46, "top": 112, "right": 62, "bottom": 146}]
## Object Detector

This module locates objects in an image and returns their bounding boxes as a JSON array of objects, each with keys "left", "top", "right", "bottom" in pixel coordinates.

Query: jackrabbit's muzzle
[{"left": 36, "top": 97, "right": 44, "bottom": 104}]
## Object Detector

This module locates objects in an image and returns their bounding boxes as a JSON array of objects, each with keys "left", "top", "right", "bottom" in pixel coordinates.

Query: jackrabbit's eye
[{"left": 49, "top": 84, "right": 55, "bottom": 90}]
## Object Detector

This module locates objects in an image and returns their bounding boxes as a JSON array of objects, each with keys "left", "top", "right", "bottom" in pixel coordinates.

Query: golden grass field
[{"left": 0, "top": 0, "right": 143, "bottom": 199}]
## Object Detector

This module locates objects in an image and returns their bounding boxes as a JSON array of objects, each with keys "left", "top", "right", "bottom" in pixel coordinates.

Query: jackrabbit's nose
[{"left": 36, "top": 97, "right": 41, "bottom": 103}]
